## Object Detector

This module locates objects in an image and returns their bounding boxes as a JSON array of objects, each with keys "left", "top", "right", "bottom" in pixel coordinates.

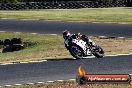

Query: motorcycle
[{"left": 64, "top": 34, "right": 104, "bottom": 59}]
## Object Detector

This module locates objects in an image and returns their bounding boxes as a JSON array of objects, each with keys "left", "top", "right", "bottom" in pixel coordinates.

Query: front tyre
[
  {"left": 93, "top": 45, "right": 104, "bottom": 58},
  {"left": 69, "top": 45, "right": 84, "bottom": 59}
]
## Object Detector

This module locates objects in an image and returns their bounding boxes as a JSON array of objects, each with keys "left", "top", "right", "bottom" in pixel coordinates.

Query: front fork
[{"left": 85, "top": 43, "right": 97, "bottom": 56}]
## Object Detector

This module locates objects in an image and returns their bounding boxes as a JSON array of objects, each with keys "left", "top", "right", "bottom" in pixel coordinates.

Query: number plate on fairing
[{"left": 72, "top": 39, "right": 87, "bottom": 51}]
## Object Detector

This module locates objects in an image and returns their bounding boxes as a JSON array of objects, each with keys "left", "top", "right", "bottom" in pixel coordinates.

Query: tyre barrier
[
  {"left": 0, "top": 1, "right": 126, "bottom": 10},
  {"left": 0, "top": 38, "right": 24, "bottom": 53}
]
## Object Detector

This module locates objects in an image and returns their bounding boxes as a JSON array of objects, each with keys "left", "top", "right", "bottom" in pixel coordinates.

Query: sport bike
[{"left": 64, "top": 35, "right": 104, "bottom": 59}]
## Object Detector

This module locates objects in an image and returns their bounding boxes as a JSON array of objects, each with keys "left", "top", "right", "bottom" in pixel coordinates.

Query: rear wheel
[{"left": 69, "top": 45, "right": 84, "bottom": 59}]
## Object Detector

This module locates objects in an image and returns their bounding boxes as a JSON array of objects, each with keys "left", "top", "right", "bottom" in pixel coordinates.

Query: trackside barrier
[{"left": 0, "top": 1, "right": 125, "bottom": 10}]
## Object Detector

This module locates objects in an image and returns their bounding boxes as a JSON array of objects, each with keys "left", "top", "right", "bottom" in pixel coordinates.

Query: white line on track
[
  {"left": 37, "top": 60, "right": 47, "bottom": 62},
  {"left": 29, "top": 60, "right": 47, "bottom": 63},
  {"left": 47, "top": 81, "right": 54, "bottom": 83},
  {"left": 69, "top": 79, "right": 76, "bottom": 81},
  {"left": 117, "top": 37, "right": 125, "bottom": 39},
  {"left": 0, "top": 60, "right": 48, "bottom": 66},
  {"left": 1, "top": 63, "right": 14, "bottom": 65},
  {"left": 56, "top": 80, "right": 64, "bottom": 82},
  {"left": 20, "top": 62, "right": 29, "bottom": 64},
  {"left": 37, "top": 82, "right": 44, "bottom": 84},
  {"left": 15, "top": 84, "right": 22, "bottom": 86},
  {"left": 27, "top": 83, "right": 34, "bottom": 85},
  {"left": 84, "top": 56, "right": 95, "bottom": 59},
  {"left": 29, "top": 61, "right": 42, "bottom": 63},
  {"left": 5, "top": 85, "right": 12, "bottom": 87},
  {"left": 106, "top": 53, "right": 132, "bottom": 57}
]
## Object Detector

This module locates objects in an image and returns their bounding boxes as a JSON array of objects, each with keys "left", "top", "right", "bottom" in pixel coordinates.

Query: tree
[
  {"left": 98, "top": 0, "right": 114, "bottom": 3},
  {"left": 0, "top": 0, "right": 21, "bottom": 3}
]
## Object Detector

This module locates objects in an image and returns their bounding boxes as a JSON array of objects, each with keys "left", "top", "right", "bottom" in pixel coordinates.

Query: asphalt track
[
  {"left": 0, "top": 55, "right": 132, "bottom": 86},
  {"left": 0, "top": 19, "right": 132, "bottom": 86},
  {"left": 0, "top": 19, "right": 132, "bottom": 37}
]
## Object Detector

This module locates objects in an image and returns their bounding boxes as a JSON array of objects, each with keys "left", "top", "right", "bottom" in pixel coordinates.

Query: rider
[
  {"left": 62, "top": 30, "right": 90, "bottom": 46},
  {"left": 62, "top": 30, "right": 71, "bottom": 39}
]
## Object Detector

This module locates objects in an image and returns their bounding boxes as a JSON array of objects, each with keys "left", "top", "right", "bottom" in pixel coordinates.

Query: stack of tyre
[{"left": 0, "top": 38, "right": 24, "bottom": 53}]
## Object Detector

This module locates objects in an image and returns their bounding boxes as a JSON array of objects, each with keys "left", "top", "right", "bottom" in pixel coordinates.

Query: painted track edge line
[
  {"left": 26, "top": 83, "right": 34, "bottom": 85},
  {"left": 5, "top": 85, "right": 12, "bottom": 87},
  {"left": 46, "top": 81, "right": 54, "bottom": 83},
  {"left": 0, "top": 60, "right": 47, "bottom": 65},
  {"left": 2, "top": 77, "right": 132, "bottom": 87},
  {"left": 106, "top": 53, "right": 132, "bottom": 57},
  {"left": 69, "top": 79, "right": 76, "bottom": 81},
  {"left": 15, "top": 84, "right": 22, "bottom": 86},
  {"left": 37, "top": 82, "right": 44, "bottom": 84},
  {"left": 0, "top": 53, "right": 132, "bottom": 65},
  {"left": 56, "top": 80, "right": 64, "bottom": 82}
]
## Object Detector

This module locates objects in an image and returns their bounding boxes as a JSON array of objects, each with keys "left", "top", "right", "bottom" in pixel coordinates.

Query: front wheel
[
  {"left": 93, "top": 45, "right": 104, "bottom": 58},
  {"left": 69, "top": 45, "right": 84, "bottom": 59}
]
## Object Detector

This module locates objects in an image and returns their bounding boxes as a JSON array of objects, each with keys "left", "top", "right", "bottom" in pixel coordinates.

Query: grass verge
[
  {"left": 0, "top": 32, "right": 132, "bottom": 63},
  {"left": 0, "top": 7, "right": 132, "bottom": 22}
]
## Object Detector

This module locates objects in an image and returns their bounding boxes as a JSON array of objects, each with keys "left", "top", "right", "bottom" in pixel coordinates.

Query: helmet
[
  {"left": 62, "top": 30, "right": 71, "bottom": 39},
  {"left": 71, "top": 32, "right": 81, "bottom": 39},
  {"left": 77, "top": 32, "right": 81, "bottom": 36}
]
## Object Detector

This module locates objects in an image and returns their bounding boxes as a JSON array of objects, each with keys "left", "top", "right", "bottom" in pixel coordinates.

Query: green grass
[
  {"left": 0, "top": 32, "right": 132, "bottom": 63},
  {"left": 0, "top": 32, "right": 69, "bottom": 63},
  {"left": 0, "top": 7, "right": 132, "bottom": 22}
]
